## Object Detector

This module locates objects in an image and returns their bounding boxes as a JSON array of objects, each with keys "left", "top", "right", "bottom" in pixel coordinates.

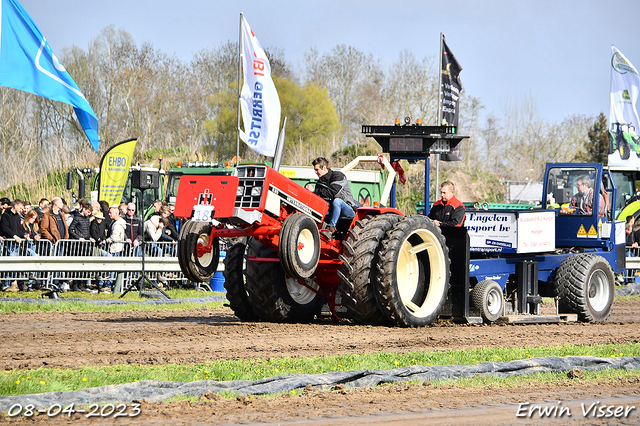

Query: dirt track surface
[{"left": 3, "top": 299, "right": 640, "bottom": 424}]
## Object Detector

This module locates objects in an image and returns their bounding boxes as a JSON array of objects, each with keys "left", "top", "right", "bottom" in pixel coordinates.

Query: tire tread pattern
[
  {"left": 245, "top": 238, "right": 323, "bottom": 322},
  {"left": 554, "top": 254, "right": 615, "bottom": 323},
  {"left": 338, "top": 214, "right": 400, "bottom": 324},
  {"left": 375, "top": 215, "right": 451, "bottom": 327},
  {"left": 471, "top": 279, "right": 503, "bottom": 324},
  {"left": 223, "top": 238, "right": 259, "bottom": 321}
]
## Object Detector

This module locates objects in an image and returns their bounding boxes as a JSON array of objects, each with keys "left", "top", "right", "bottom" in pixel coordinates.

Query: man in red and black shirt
[{"left": 428, "top": 181, "right": 465, "bottom": 227}]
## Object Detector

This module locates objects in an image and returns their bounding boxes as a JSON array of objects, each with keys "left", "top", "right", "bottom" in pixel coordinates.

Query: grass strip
[
  {"left": 0, "top": 300, "right": 226, "bottom": 313},
  {"left": 2, "top": 294, "right": 639, "bottom": 314},
  {"left": 2, "top": 342, "right": 640, "bottom": 397},
  {"left": 0, "top": 290, "right": 226, "bottom": 313}
]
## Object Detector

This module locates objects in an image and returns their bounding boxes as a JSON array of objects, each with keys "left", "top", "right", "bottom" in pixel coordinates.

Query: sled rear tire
[{"left": 555, "top": 254, "right": 615, "bottom": 323}]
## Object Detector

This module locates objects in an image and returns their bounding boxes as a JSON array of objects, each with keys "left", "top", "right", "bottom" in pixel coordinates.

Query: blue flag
[{"left": 0, "top": 0, "right": 100, "bottom": 151}]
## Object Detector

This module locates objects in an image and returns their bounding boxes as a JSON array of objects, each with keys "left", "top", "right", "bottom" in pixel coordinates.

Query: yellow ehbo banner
[{"left": 98, "top": 138, "right": 137, "bottom": 207}]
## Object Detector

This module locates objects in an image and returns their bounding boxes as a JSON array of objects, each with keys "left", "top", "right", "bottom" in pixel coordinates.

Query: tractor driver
[
  {"left": 428, "top": 181, "right": 466, "bottom": 227},
  {"left": 310, "top": 157, "right": 358, "bottom": 236},
  {"left": 570, "top": 175, "right": 605, "bottom": 216}
]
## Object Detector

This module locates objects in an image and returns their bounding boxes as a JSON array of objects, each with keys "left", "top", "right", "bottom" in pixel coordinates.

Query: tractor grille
[{"left": 235, "top": 166, "right": 266, "bottom": 209}]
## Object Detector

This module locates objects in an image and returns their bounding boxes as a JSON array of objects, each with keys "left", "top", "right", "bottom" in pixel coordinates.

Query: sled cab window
[
  {"left": 546, "top": 167, "right": 600, "bottom": 216},
  {"left": 610, "top": 171, "right": 636, "bottom": 218}
]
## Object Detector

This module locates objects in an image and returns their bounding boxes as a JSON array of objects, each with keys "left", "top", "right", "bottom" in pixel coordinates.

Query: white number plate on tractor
[{"left": 192, "top": 205, "right": 214, "bottom": 222}]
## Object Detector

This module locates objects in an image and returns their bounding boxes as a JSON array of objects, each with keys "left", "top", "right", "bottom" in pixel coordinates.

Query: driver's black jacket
[{"left": 314, "top": 169, "right": 357, "bottom": 208}]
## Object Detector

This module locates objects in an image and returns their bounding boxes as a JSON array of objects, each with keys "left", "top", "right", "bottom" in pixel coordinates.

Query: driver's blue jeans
[{"left": 327, "top": 198, "right": 355, "bottom": 227}]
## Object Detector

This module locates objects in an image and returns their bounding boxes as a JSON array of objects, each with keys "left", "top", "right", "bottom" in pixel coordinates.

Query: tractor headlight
[
  {"left": 236, "top": 186, "right": 244, "bottom": 197},
  {"left": 251, "top": 186, "right": 262, "bottom": 197}
]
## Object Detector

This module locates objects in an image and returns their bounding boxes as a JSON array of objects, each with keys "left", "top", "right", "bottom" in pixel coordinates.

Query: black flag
[{"left": 440, "top": 37, "right": 464, "bottom": 161}]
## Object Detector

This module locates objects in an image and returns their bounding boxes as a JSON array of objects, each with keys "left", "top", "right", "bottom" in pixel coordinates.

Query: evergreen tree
[{"left": 576, "top": 112, "right": 608, "bottom": 164}]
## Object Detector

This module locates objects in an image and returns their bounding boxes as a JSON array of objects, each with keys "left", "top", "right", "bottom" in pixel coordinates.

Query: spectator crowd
[{"left": 0, "top": 196, "right": 181, "bottom": 293}]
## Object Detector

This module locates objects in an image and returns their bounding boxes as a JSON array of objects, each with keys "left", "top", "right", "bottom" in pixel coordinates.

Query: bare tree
[
  {"left": 384, "top": 50, "right": 438, "bottom": 125},
  {"left": 305, "top": 45, "right": 384, "bottom": 145}
]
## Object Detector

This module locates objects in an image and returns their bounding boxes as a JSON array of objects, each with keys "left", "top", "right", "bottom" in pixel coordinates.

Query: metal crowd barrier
[
  {"left": 0, "top": 239, "right": 200, "bottom": 292},
  {"left": 1, "top": 236, "right": 637, "bottom": 288},
  {"left": 625, "top": 247, "right": 640, "bottom": 284}
]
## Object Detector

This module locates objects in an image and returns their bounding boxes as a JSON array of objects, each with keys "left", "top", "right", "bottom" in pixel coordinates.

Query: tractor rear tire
[
  {"left": 278, "top": 213, "right": 321, "bottom": 280},
  {"left": 376, "top": 215, "right": 450, "bottom": 327},
  {"left": 338, "top": 214, "right": 400, "bottom": 324},
  {"left": 620, "top": 139, "right": 631, "bottom": 160},
  {"left": 555, "top": 254, "right": 615, "bottom": 323},
  {"left": 471, "top": 280, "right": 504, "bottom": 324},
  {"left": 245, "top": 238, "right": 323, "bottom": 322},
  {"left": 222, "top": 238, "right": 259, "bottom": 322}
]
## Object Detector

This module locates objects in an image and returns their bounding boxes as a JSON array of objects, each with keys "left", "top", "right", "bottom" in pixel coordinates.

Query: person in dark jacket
[
  {"left": 311, "top": 157, "right": 357, "bottom": 235},
  {"left": 68, "top": 200, "right": 94, "bottom": 291},
  {"left": 0, "top": 197, "right": 10, "bottom": 215},
  {"left": 0, "top": 199, "right": 24, "bottom": 290},
  {"left": 90, "top": 211, "right": 108, "bottom": 245},
  {"left": 22, "top": 210, "right": 41, "bottom": 241},
  {"left": 428, "top": 181, "right": 466, "bottom": 227},
  {"left": 123, "top": 203, "right": 143, "bottom": 250},
  {"left": 0, "top": 199, "right": 24, "bottom": 258},
  {"left": 98, "top": 200, "right": 112, "bottom": 232},
  {"left": 0, "top": 199, "right": 24, "bottom": 243},
  {"left": 164, "top": 206, "right": 179, "bottom": 242},
  {"left": 68, "top": 200, "right": 93, "bottom": 242},
  {"left": 33, "top": 198, "right": 49, "bottom": 219}
]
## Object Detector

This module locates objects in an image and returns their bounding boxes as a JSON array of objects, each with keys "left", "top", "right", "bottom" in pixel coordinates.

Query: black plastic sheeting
[
  {"left": 1, "top": 356, "right": 639, "bottom": 410},
  {"left": 0, "top": 295, "right": 227, "bottom": 305},
  {"left": 617, "top": 282, "right": 640, "bottom": 296}
]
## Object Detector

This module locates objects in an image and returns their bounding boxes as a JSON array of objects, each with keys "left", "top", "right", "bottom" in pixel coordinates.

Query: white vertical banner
[
  {"left": 609, "top": 45, "right": 640, "bottom": 166},
  {"left": 239, "top": 15, "right": 281, "bottom": 157}
]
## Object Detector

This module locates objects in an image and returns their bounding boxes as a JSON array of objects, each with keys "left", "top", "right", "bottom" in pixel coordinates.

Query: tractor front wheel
[
  {"left": 177, "top": 220, "right": 219, "bottom": 283},
  {"left": 376, "top": 215, "right": 450, "bottom": 327},
  {"left": 177, "top": 220, "right": 196, "bottom": 282},
  {"left": 278, "top": 213, "right": 321, "bottom": 280}
]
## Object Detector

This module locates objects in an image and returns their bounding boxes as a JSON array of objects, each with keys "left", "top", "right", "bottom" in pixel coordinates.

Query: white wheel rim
[
  {"left": 297, "top": 228, "right": 315, "bottom": 264},
  {"left": 487, "top": 287, "right": 503, "bottom": 315},
  {"left": 396, "top": 228, "right": 446, "bottom": 318},
  {"left": 197, "top": 234, "right": 214, "bottom": 267},
  {"left": 588, "top": 269, "right": 609, "bottom": 312},
  {"left": 286, "top": 277, "right": 319, "bottom": 305}
]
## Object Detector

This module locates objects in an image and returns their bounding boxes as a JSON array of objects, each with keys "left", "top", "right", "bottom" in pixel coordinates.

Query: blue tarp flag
[{"left": 0, "top": 0, "right": 100, "bottom": 151}]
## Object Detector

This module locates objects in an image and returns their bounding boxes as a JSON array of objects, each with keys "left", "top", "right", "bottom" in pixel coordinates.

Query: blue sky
[{"left": 19, "top": 0, "right": 640, "bottom": 124}]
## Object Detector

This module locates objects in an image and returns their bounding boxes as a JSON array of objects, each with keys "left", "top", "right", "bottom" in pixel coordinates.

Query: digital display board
[{"left": 389, "top": 137, "right": 423, "bottom": 152}]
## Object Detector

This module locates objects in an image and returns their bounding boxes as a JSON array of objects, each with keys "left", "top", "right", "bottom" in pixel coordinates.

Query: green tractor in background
[
  {"left": 607, "top": 166, "right": 640, "bottom": 220},
  {"left": 609, "top": 122, "right": 640, "bottom": 160}
]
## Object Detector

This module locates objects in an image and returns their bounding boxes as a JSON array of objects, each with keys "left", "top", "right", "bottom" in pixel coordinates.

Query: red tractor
[{"left": 175, "top": 127, "right": 465, "bottom": 326}]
